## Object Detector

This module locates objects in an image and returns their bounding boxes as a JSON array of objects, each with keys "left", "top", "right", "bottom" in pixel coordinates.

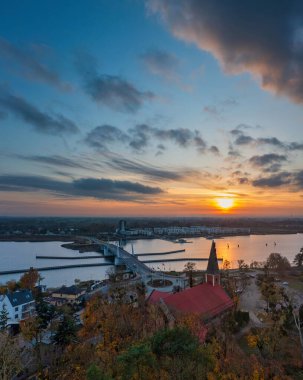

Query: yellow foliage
[{"left": 247, "top": 334, "right": 258, "bottom": 348}]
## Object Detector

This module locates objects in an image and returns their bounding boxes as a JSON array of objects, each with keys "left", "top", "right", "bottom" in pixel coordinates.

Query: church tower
[{"left": 205, "top": 240, "right": 220, "bottom": 286}]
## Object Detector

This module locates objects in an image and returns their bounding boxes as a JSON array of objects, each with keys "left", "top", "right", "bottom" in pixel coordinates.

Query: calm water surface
[
  {"left": 0, "top": 241, "right": 111, "bottom": 288},
  {"left": 0, "top": 234, "right": 302, "bottom": 287}
]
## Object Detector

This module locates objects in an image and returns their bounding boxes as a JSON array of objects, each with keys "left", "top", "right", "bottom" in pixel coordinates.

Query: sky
[{"left": 0, "top": 0, "right": 303, "bottom": 217}]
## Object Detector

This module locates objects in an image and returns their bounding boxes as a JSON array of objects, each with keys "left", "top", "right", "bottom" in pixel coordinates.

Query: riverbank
[{"left": 0, "top": 228, "right": 301, "bottom": 244}]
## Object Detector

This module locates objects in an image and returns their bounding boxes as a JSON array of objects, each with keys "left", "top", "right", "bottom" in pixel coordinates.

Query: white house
[{"left": 0, "top": 289, "right": 35, "bottom": 326}]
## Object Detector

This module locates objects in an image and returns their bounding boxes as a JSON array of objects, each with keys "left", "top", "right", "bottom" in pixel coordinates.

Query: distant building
[
  {"left": 0, "top": 290, "right": 35, "bottom": 326},
  {"left": 49, "top": 285, "right": 86, "bottom": 306},
  {"left": 117, "top": 220, "right": 127, "bottom": 234}
]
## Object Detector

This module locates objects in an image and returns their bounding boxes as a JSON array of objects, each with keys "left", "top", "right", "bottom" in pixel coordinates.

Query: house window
[
  {"left": 15, "top": 314, "right": 18, "bottom": 319},
  {"left": 15, "top": 307, "right": 18, "bottom": 312}
]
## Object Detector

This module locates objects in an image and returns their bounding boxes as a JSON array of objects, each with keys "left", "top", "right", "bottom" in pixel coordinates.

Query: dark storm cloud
[
  {"left": 0, "top": 37, "right": 70, "bottom": 91},
  {"left": 209, "top": 145, "right": 220, "bottom": 155},
  {"left": 231, "top": 129, "right": 303, "bottom": 151},
  {"left": 289, "top": 142, "right": 303, "bottom": 151},
  {"left": 0, "top": 175, "right": 163, "bottom": 201},
  {"left": 149, "top": 0, "right": 303, "bottom": 103},
  {"left": 18, "top": 155, "right": 89, "bottom": 170},
  {"left": 140, "top": 48, "right": 180, "bottom": 80},
  {"left": 257, "top": 137, "right": 285, "bottom": 148},
  {"left": 234, "top": 134, "right": 254, "bottom": 145},
  {"left": 85, "top": 124, "right": 207, "bottom": 154},
  {"left": 106, "top": 156, "right": 200, "bottom": 181},
  {"left": 252, "top": 172, "right": 292, "bottom": 188},
  {"left": 249, "top": 154, "right": 287, "bottom": 167},
  {"left": 238, "top": 177, "right": 249, "bottom": 184},
  {"left": 0, "top": 91, "right": 79, "bottom": 135},
  {"left": 128, "top": 124, "right": 151, "bottom": 152},
  {"left": 293, "top": 170, "right": 303, "bottom": 187},
  {"left": 84, "top": 125, "right": 129, "bottom": 151},
  {"left": 83, "top": 74, "right": 155, "bottom": 113},
  {"left": 154, "top": 127, "right": 206, "bottom": 149}
]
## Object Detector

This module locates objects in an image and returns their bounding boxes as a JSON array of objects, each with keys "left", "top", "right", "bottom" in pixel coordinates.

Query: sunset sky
[{"left": 1, "top": 0, "right": 303, "bottom": 217}]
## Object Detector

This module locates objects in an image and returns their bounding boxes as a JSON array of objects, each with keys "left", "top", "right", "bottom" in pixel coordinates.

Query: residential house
[
  {"left": 0, "top": 289, "right": 35, "bottom": 326},
  {"left": 49, "top": 285, "right": 86, "bottom": 306}
]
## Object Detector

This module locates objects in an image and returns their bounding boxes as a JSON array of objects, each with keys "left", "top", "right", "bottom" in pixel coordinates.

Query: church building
[{"left": 148, "top": 241, "right": 233, "bottom": 324}]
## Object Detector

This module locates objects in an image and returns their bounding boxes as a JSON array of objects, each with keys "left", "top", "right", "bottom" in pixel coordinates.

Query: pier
[
  {"left": 142, "top": 257, "right": 223, "bottom": 264},
  {"left": 36, "top": 255, "right": 105, "bottom": 260},
  {"left": 0, "top": 262, "right": 111, "bottom": 275},
  {"left": 135, "top": 249, "right": 185, "bottom": 256}
]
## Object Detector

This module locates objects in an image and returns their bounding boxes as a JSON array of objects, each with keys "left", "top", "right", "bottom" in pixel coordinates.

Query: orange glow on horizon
[{"left": 215, "top": 197, "right": 235, "bottom": 211}]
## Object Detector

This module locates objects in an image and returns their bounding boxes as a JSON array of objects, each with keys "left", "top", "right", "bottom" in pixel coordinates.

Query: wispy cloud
[
  {"left": 84, "top": 125, "right": 129, "bottom": 151},
  {"left": 85, "top": 123, "right": 208, "bottom": 154},
  {"left": 0, "top": 90, "right": 79, "bottom": 135},
  {"left": 231, "top": 128, "right": 303, "bottom": 151},
  {"left": 0, "top": 37, "right": 71, "bottom": 91},
  {"left": 252, "top": 172, "right": 292, "bottom": 188},
  {"left": 105, "top": 156, "right": 200, "bottom": 181},
  {"left": 249, "top": 153, "right": 287, "bottom": 167},
  {"left": 75, "top": 53, "right": 155, "bottom": 113},
  {"left": 140, "top": 48, "right": 180, "bottom": 80},
  {"left": 0, "top": 175, "right": 163, "bottom": 201},
  {"left": 18, "top": 155, "right": 89, "bottom": 170}
]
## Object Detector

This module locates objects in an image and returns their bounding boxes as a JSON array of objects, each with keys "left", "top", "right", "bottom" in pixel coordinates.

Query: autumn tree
[
  {"left": 35, "top": 292, "right": 56, "bottom": 329},
  {"left": 237, "top": 259, "right": 245, "bottom": 270},
  {"left": 0, "top": 305, "right": 8, "bottom": 331},
  {"left": 6, "top": 280, "right": 18, "bottom": 292},
  {"left": 223, "top": 259, "right": 231, "bottom": 271},
  {"left": 19, "top": 267, "right": 40, "bottom": 290},
  {"left": 117, "top": 343, "right": 156, "bottom": 380},
  {"left": 293, "top": 248, "right": 303, "bottom": 267},
  {"left": 183, "top": 262, "right": 196, "bottom": 287},
  {"left": 260, "top": 280, "right": 283, "bottom": 311},
  {"left": 150, "top": 326, "right": 213, "bottom": 379},
  {"left": 266, "top": 253, "right": 290, "bottom": 276},
  {"left": 0, "top": 333, "right": 22, "bottom": 380},
  {"left": 53, "top": 313, "right": 77, "bottom": 346},
  {"left": 86, "top": 364, "right": 113, "bottom": 380}
]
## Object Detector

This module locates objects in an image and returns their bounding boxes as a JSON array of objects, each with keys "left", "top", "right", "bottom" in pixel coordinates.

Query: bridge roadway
[
  {"left": 88, "top": 237, "right": 188, "bottom": 288},
  {"left": 89, "top": 237, "right": 153, "bottom": 276}
]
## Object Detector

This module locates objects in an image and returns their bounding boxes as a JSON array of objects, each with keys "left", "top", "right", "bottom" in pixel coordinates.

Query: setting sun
[{"left": 216, "top": 198, "right": 235, "bottom": 210}]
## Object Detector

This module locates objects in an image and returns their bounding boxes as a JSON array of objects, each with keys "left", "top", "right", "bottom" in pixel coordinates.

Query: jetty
[
  {"left": 0, "top": 262, "right": 111, "bottom": 275},
  {"left": 36, "top": 255, "right": 104, "bottom": 260},
  {"left": 142, "top": 257, "right": 223, "bottom": 264},
  {"left": 135, "top": 249, "right": 185, "bottom": 257}
]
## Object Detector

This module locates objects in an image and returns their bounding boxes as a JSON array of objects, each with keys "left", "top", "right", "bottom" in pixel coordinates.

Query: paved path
[{"left": 239, "top": 273, "right": 265, "bottom": 326}]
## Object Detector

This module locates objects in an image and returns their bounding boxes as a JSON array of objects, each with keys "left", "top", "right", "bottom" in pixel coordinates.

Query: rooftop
[
  {"left": 52, "top": 285, "right": 84, "bottom": 296},
  {"left": 206, "top": 240, "right": 219, "bottom": 275},
  {"left": 148, "top": 283, "right": 233, "bottom": 320},
  {"left": 6, "top": 290, "right": 34, "bottom": 307}
]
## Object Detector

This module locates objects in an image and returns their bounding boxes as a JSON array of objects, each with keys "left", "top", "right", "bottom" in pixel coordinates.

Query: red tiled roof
[
  {"left": 160, "top": 283, "right": 233, "bottom": 319},
  {"left": 147, "top": 289, "right": 171, "bottom": 304}
]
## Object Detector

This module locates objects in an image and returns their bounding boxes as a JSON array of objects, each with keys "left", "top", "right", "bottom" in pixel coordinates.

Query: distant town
[{"left": 1, "top": 217, "right": 303, "bottom": 242}]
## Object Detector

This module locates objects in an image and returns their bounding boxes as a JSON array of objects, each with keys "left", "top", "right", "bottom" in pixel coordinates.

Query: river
[{"left": 0, "top": 234, "right": 302, "bottom": 288}]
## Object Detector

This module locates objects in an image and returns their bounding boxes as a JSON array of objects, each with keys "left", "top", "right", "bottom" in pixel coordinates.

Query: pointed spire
[{"left": 206, "top": 240, "right": 219, "bottom": 275}]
